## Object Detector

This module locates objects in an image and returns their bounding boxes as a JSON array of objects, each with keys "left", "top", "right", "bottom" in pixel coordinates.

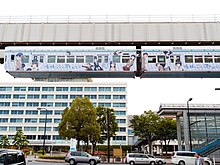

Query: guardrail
[{"left": 0, "top": 15, "right": 220, "bottom": 23}]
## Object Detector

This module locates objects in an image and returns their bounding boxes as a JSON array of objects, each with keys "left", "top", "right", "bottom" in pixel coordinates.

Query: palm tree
[
  {"left": 13, "top": 128, "right": 29, "bottom": 150},
  {"left": 0, "top": 135, "right": 10, "bottom": 148}
]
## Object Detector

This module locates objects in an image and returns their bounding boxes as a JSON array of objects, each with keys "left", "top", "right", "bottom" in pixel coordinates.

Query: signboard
[{"left": 113, "top": 148, "right": 122, "bottom": 157}]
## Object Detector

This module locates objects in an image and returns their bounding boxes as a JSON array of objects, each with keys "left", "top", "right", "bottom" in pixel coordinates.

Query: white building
[{"left": 0, "top": 79, "right": 128, "bottom": 151}]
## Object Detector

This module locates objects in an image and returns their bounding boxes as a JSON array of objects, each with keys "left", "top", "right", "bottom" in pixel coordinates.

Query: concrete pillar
[
  {"left": 183, "top": 110, "right": 190, "bottom": 151},
  {"left": 176, "top": 116, "right": 182, "bottom": 151}
]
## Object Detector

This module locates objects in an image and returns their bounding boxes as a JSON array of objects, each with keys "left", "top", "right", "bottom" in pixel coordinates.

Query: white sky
[{"left": 1, "top": 0, "right": 220, "bottom": 115}]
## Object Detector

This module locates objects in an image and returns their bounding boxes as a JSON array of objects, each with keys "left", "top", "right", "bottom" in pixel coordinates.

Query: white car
[
  {"left": 171, "top": 151, "right": 212, "bottom": 165},
  {"left": 125, "top": 153, "right": 157, "bottom": 165},
  {"left": 147, "top": 154, "right": 166, "bottom": 165}
]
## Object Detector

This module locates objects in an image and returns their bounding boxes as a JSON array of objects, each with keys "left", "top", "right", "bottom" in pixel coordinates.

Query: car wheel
[
  {"left": 129, "top": 161, "right": 135, "bottom": 165},
  {"left": 158, "top": 161, "right": 163, "bottom": 165},
  {"left": 89, "top": 160, "right": 96, "bottom": 165},
  {"left": 150, "top": 161, "right": 156, "bottom": 165},
  {"left": 178, "top": 161, "right": 185, "bottom": 165},
  {"left": 69, "top": 159, "right": 76, "bottom": 165},
  {"left": 205, "top": 161, "right": 210, "bottom": 165}
]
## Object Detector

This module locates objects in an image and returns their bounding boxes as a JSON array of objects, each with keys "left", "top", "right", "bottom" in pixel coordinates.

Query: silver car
[
  {"left": 125, "top": 153, "right": 157, "bottom": 165},
  {"left": 147, "top": 154, "right": 166, "bottom": 165},
  {"left": 65, "top": 151, "right": 101, "bottom": 165}
]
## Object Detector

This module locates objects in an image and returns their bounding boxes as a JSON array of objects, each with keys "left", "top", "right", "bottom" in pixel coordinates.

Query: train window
[
  {"left": 40, "top": 56, "right": 44, "bottom": 63},
  {"left": 21, "top": 55, "right": 29, "bottom": 63},
  {"left": 158, "top": 56, "right": 165, "bottom": 63},
  {"left": 11, "top": 55, "right": 15, "bottom": 61},
  {"left": 214, "top": 55, "right": 220, "bottom": 63},
  {"left": 57, "top": 56, "right": 65, "bottom": 63},
  {"left": 204, "top": 56, "right": 213, "bottom": 63},
  {"left": 170, "top": 56, "right": 174, "bottom": 63},
  {"left": 104, "top": 56, "right": 108, "bottom": 63},
  {"left": 195, "top": 56, "right": 203, "bottom": 63},
  {"left": 48, "top": 56, "right": 56, "bottom": 63},
  {"left": 113, "top": 55, "right": 121, "bottom": 63},
  {"left": 148, "top": 56, "right": 156, "bottom": 63},
  {"left": 67, "top": 56, "right": 75, "bottom": 63},
  {"left": 185, "top": 55, "right": 193, "bottom": 63},
  {"left": 122, "top": 55, "right": 130, "bottom": 63},
  {"left": 76, "top": 56, "right": 84, "bottom": 63},
  {"left": 86, "top": 56, "right": 93, "bottom": 63}
]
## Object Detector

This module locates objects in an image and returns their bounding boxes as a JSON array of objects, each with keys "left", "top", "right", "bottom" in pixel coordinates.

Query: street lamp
[
  {"left": 187, "top": 98, "right": 193, "bottom": 151},
  {"left": 37, "top": 107, "right": 48, "bottom": 155}
]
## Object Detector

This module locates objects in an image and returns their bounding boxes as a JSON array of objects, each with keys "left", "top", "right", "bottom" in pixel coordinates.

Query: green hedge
[{"left": 38, "top": 155, "right": 65, "bottom": 160}]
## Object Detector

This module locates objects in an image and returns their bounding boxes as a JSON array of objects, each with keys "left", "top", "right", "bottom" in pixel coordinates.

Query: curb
[{"left": 35, "top": 159, "right": 65, "bottom": 163}]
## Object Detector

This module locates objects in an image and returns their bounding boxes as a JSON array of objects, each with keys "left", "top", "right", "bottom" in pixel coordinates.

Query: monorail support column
[
  {"left": 176, "top": 116, "right": 182, "bottom": 151},
  {"left": 183, "top": 110, "right": 190, "bottom": 151},
  {"left": 135, "top": 45, "right": 142, "bottom": 77}
]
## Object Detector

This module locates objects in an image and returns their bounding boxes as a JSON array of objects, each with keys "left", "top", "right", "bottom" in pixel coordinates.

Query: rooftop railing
[{"left": 0, "top": 14, "right": 220, "bottom": 23}]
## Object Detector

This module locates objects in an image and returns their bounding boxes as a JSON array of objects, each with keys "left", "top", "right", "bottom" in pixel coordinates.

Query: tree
[
  {"left": 130, "top": 110, "right": 160, "bottom": 154},
  {"left": 58, "top": 97, "right": 100, "bottom": 150},
  {"left": 12, "top": 128, "right": 29, "bottom": 150},
  {"left": 0, "top": 135, "right": 10, "bottom": 148},
  {"left": 157, "top": 117, "right": 177, "bottom": 156},
  {"left": 90, "top": 106, "right": 118, "bottom": 154}
]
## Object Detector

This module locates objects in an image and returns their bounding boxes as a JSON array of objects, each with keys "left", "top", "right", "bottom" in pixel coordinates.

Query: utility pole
[{"left": 107, "top": 109, "right": 110, "bottom": 163}]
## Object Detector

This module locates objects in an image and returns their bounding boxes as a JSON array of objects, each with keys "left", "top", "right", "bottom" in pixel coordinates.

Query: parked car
[
  {"left": 0, "top": 149, "right": 26, "bottom": 165},
  {"left": 147, "top": 154, "right": 166, "bottom": 165},
  {"left": 65, "top": 151, "right": 101, "bottom": 165},
  {"left": 171, "top": 151, "right": 212, "bottom": 165},
  {"left": 125, "top": 153, "right": 157, "bottom": 165}
]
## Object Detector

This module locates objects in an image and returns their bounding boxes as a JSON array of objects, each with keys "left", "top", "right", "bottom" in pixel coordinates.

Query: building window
[
  {"left": 84, "top": 87, "right": 97, "bottom": 91},
  {"left": 99, "top": 87, "right": 111, "bottom": 91},
  {"left": 56, "top": 95, "right": 68, "bottom": 99},
  {"left": 55, "top": 102, "right": 68, "bottom": 107},
  {"left": 53, "top": 127, "right": 58, "bottom": 131},
  {"left": 42, "top": 87, "right": 54, "bottom": 91},
  {"left": 24, "top": 127, "right": 37, "bottom": 131},
  {"left": 39, "top": 118, "right": 52, "bottom": 123},
  {"left": 113, "top": 136, "right": 126, "bottom": 141},
  {"left": 70, "top": 95, "right": 82, "bottom": 99},
  {"left": 27, "top": 95, "right": 40, "bottom": 99},
  {"left": 13, "top": 94, "right": 25, "bottom": 99},
  {"left": 84, "top": 95, "right": 97, "bottom": 99},
  {"left": 98, "top": 103, "right": 111, "bottom": 107},
  {"left": 99, "top": 95, "right": 111, "bottom": 99},
  {"left": 38, "top": 135, "right": 51, "bottom": 140},
  {"left": 70, "top": 87, "right": 83, "bottom": 91},
  {"left": 54, "top": 119, "right": 61, "bottom": 123},
  {"left": 11, "top": 110, "right": 24, "bottom": 115},
  {"left": 9, "top": 126, "right": 22, "bottom": 131},
  {"left": 118, "top": 127, "right": 126, "bottom": 132},
  {"left": 92, "top": 103, "right": 97, "bottom": 107},
  {"left": 0, "top": 87, "right": 12, "bottom": 91},
  {"left": 26, "top": 135, "right": 36, "bottom": 140},
  {"left": 113, "top": 87, "right": 126, "bottom": 91},
  {"left": 41, "top": 95, "right": 54, "bottom": 99},
  {"left": 113, "top": 103, "right": 126, "bottom": 107},
  {"left": 0, "top": 110, "right": 9, "bottom": 114},
  {"left": 10, "top": 118, "right": 23, "bottom": 123},
  {"left": 114, "top": 111, "right": 126, "bottom": 115},
  {"left": 0, "top": 94, "right": 11, "bottom": 99},
  {"left": 41, "top": 102, "right": 53, "bottom": 107},
  {"left": 26, "top": 102, "right": 39, "bottom": 107},
  {"left": 28, "top": 87, "right": 40, "bottom": 91},
  {"left": 12, "top": 102, "right": 25, "bottom": 107},
  {"left": 54, "top": 110, "right": 63, "bottom": 115},
  {"left": 53, "top": 135, "right": 64, "bottom": 140},
  {"left": 56, "top": 87, "right": 69, "bottom": 91},
  {"left": 38, "top": 127, "right": 51, "bottom": 131},
  {"left": 0, "top": 118, "right": 8, "bottom": 123},
  {"left": 128, "top": 129, "right": 133, "bottom": 135},
  {"left": 116, "top": 119, "right": 126, "bottom": 124},
  {"left": 25, "top": 118, "right": 38, "bottom": 123},
  {"left": 0, "top": 126, "right": 7, "bottom": 131},
  {"left": 0, "top": 102, "right": 10, "bottom": 106},
  {"left": 14, "top": 87, "right": 26, "bottom": 91},
  {"left": 25, "top": 110, "right": 38, "bottom": 115},
  {"left": 40, "top": 110, "right": 53, "bottom": 115},
  {"left": 113, "top": 95, "right": 126, "bottom": 99}
]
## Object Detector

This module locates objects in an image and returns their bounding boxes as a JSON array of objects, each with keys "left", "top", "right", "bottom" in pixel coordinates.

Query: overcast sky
[{"left": 1, "top": 0, "right": 220, "bottom": 115}]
